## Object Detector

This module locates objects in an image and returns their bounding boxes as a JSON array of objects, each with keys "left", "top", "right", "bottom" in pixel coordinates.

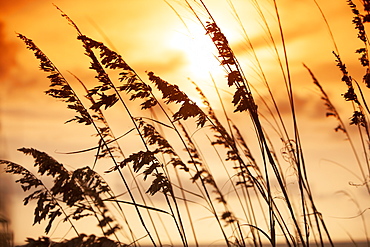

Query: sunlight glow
[
  {"left": 167, "top": 23, "right": 222, "bottom": 80},
  {"left": 2, "top": 0, "right": 369, "bottom": 245}
]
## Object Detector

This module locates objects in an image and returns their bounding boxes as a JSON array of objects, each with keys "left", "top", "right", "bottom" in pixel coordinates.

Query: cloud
[
  {"left": 0, "top": 21, "right": 19, "bottom": 80},
  {"left": 0, "top": 0, "right": 27, "bottom": 14},
  {"left": 136, "top": 50, "right": 187, "bottom": 77}
]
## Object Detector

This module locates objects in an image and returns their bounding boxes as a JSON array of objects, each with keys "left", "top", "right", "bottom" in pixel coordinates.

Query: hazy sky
[{"left": 1, "top": 0, "right": 369, "bottom": 245}]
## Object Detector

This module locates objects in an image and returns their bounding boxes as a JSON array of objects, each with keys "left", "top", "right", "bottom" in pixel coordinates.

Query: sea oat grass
[{"left": 2, "top": 1, "right": 370, "bottom": 246}]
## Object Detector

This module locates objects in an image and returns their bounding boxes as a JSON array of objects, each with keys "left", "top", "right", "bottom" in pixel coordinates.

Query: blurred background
[{"left": 0, "top": 0, "right": 369, "bottom": 246}]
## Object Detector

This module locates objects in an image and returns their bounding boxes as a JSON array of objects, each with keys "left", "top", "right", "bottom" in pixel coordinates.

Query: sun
[{"left": 167, "top": 22, "right": 223, "bottom": 81}]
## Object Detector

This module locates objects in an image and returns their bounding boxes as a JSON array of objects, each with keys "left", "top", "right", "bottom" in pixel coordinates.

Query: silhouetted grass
[{"left": 1, "top": 1, "right": 370, "bottom": 247}]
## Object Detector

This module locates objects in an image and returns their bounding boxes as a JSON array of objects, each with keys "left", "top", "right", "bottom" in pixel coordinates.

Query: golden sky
[{"left": 1, "top": 0, "right": 369, "bottom": 246}]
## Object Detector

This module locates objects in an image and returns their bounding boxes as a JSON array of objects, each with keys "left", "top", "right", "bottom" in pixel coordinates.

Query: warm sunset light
[
  {"left": 0, "top": 0, "right": 369, "bottom": 247},
  {"left": 169, "top": 29, "right": 220, "bottom": 80}
]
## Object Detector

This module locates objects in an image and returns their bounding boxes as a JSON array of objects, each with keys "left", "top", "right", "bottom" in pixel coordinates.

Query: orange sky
[{"left": 1, "top": 0, "right": 369, "bottom": 246}]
